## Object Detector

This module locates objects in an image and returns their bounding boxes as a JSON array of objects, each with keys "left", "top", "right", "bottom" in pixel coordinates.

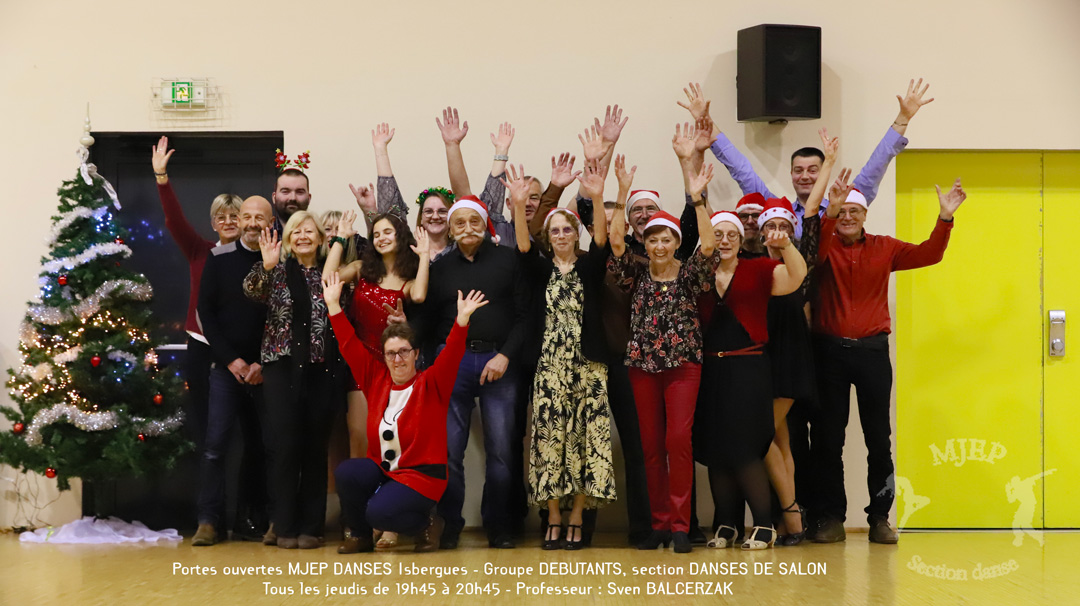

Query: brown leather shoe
[
  {"left": 262, "top": 523, "right": 277, "bottom": 546},
  {"left": 192, "top": 523, "right": 218, "bottom": 546},
  {"left": 277, "top": 536, "right": 299, "bottom": 549},
  {"left": 297, "top": 534, "right": 320, "bottom": 549},
  {"left": 811, "top": 518, "right": 846, "bottom": 543},
  {"left": 338, "top": 534, "right": 374, "bottom": 554},
  {"left": 414, "top": 514, "right": 444, "bottom": 553},
  {"left": 868, "top": 516, "right": 899, "bottom": 544}
]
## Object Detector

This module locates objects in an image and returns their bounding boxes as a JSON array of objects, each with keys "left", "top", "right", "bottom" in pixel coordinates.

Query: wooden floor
[{"left": 1, "top": 530, "right": 1076, "bottom": 605}]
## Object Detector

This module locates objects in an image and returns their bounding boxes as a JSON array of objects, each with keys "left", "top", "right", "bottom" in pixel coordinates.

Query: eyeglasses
[
  {"left": 549, "top": 226, "right": 576, "bottom": 237},
  {"left": 422, "top": 209, "right": 449, "bottom": 217},
  {"left": 716, "top": 231, "right": 742, "bottom": 241},
  {"left": 737, "top": 212, "right": 761, "bottom": 221},
  {"left": 214, "top": 214, "right": 240, "bottom": 224},
  {"left": 384, "top": 347, "right": 414, "bottom": 361},
  {"left": 629, "top": 205, "right": 659, "bottom": 216}
]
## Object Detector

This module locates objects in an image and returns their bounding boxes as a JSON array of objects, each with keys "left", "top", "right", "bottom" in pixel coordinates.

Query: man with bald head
[{"left": 192, "top": 195, "right": 274, "bottom": 546}]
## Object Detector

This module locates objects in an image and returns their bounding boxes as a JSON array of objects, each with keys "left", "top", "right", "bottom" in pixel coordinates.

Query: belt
[
  {"left": 466, "top": 339, "right": 499, "bottom": 353},
  {"left": 704, "top": 343, "right": 765, "bottom": 358},
  {"left": 818, "top": 333, "right": 889, "bottom": 350}
]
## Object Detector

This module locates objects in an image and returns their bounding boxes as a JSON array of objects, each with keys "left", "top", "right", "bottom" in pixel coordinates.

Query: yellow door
[
  {"left": 895, "top": 151, "right": 1044, "bottom": 529},
  {"left": 1043, "top": 152, "right": 1080, "bottom": 528}
]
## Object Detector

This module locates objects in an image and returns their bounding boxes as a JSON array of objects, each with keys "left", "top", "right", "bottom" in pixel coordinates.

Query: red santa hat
[
  {"left": 448, "top": 195, "right": 499, "bottom": 243},
  {"left": 627, "top": 190, "right": 660, "bottom": 218},
  {"left": 644, "top": 210, "right": 682, "bottom": 240},
  {"left": 710, "top": 211, "right": 744, "bottom": 237},
  {"left": 757, "top": 197, "right": 797, "bottom": 229},
  {"left": 842, "top": 188, "right": 868, "bottom": 209},
  {"left": 736, "top": 192, "right": 766, "bottom": 214}
]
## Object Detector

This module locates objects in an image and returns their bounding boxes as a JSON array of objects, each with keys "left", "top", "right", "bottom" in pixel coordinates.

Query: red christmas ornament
[
  {"left": 45, "top": 468, "right": 57, "bottom": 479},
  {"left": 12, "top": 423, "right": 24, "bottom": 434},
  {"left": 58, "top": 275, "right": 68, "bottom": 286},
  {"left": 138, "top": 433, "right": 146, "bottom": 442},
  {"left": 115, "top": 262, "right": 121, "bottom": 267},
  {"left": 115, "top": 237, "right": 124, "bottom": 245},
  {"left": 90, "top": 355, "right": 102, "bottom": 367},
  {"left": 153, "top": 394, "right": 164, "bottom": 405}
]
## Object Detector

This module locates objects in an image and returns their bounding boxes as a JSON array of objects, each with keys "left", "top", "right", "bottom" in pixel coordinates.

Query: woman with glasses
[
  {"left": 506, "top": 160, "right": 616, "bottom": 551},
  {"left": 325, "top": 271, "right": 489, "bottom": 554}
]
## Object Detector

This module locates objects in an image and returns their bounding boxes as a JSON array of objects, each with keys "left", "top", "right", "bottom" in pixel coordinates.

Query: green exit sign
[{"left": 169, "top": 81, "right": 193, "bottom": 103}]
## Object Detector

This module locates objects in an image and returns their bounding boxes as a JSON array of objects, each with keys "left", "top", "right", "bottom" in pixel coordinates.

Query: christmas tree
[{"left": 1, "top": 115, "right": 190, "bottom": 492}]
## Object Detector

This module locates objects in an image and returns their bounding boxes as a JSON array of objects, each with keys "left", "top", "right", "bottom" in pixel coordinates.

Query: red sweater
[
  {"left": 814, "top": 216, "right": 953, "bottom": 339},
  {"left": 158, "top": 182, "right": 214, "bottom": 338},
  {"left": 330, "top": 312, "right": 466, "bottom": 501}
]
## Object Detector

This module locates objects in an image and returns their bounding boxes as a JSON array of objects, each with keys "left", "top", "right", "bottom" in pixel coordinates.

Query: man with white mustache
[{"left": 419, "top": 195, "right": 529, "bottom": 550}]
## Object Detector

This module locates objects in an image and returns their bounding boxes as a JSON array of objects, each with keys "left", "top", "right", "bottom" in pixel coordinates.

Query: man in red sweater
[
  {"left": 809, "top": 178, "right": 967, "bottom": 545},
  {"left": 323, "top": 272, "right": 489, "bottom": 553}
]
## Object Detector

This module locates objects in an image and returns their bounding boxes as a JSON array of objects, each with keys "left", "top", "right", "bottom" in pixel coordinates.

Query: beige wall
[{"left": 3, "top": 0, "right": 1079, "bottom": 530}]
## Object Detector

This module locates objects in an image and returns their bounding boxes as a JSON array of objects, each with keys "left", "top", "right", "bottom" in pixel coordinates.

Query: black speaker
[{"left": 737, "top": 24, "right": 821, "bottom": 122}]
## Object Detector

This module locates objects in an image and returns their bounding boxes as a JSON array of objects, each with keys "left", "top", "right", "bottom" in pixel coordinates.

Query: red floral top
[{"left": 608, "top": 250, "right": 721, "bottom": 372}]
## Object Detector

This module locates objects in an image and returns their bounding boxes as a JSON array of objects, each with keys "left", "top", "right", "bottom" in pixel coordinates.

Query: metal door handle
[{"left": 1050, "top": 310, "right": 1065, "bottom": 357}]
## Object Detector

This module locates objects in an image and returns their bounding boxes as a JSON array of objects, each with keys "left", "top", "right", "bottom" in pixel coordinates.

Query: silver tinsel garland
[
  {"left": 23, "top": 403, "right": 183, "bottom": 446},
  {"left": 46, "top": 206, "right": 109, "bottom": 245},
  {"left": 28, "top": 279, "right": 153, "bottom": 325},
  {"left": 40, "top": 242, "right": 131, "bottom": 274}
]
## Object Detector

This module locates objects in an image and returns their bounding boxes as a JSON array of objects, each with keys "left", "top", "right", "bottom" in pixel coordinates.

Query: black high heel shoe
[
  {"left": 564, "top": 525, "right": 585, "bottom": 551},
  {"left": 542, "top": 520, "right": 564, "bottom": 550},
  {"left": 672, "top": 531, "right": 693, "bottom": 553},
  {"left": 636, "top": 529, "right": 672, "bottom": 550},
  {"left": 779, "top": 501, "right": 806, "bottom": 547}
]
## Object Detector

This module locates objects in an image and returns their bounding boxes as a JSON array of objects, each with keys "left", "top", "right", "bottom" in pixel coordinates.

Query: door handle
[{"left": 1049, "top": 310, "right": 1065, "bottom": 357}]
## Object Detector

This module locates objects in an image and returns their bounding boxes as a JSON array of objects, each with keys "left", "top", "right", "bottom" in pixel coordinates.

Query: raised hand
[
  {"left": 676, "top": 82, "right": 711, "bottom": 121},
  {"left": 490, "top": 122, "right": 515, "bottom": 155},
  {"left": 336, "top": 210, "right": 358, "bottom": 240},
  {"left": 371, "top": 122, "right": 395, "bottom": 149},
  {"left": 936, "top": 178, "right": 967, "bottom": 220},
  {"left": 349, "top": 182, "right": 376, "bottom": 213},
  {"left": 549, "top": 153, "right": 580, "bottom": 188},
  {"left": 383, "top": 299, "right": 407, "bottom": 325},
  {"left": 500, "top": 164, "right": 532, "bottom": 207},
  {"left": 321, "top": 271, "right": 345, "bottom": 312},
  {"left": 826, "top": 168, "right": 854, "bottom": 218},
  {"left": 687, "top": 162, "right": 715, "bottom": 198},
  {"left": 672, "top": 122, "right": 697, "bottom": 160},
  {"left": 259, "top": 227, "right": 281, "bottom": 270},
  {"left": 151, "top": 136, "right": 174, "bottom": 174},
  {"left": 614, "top": 154, "right": 637, "bottom": 192},
  {"left": 764, "top": 229, "right": 792, "bottom": 250},
  {"left": 694, "top": 116, "right": 715, "bottom": 152},
  {"left": 411, "top": 226, "right": 431, "bottom": 257},
  {"left": 897, "top": 78, "right": 934, "bottom": 122},
  {"left": 596, "top": 104, "right": 628, "bottom": 146},
  {"left": 436, "top": 106, "right": 469, "bottom": 145},
  {"left": 577, "top": 158, "right": 605, "bottom": 201},
  {"left": 456, "top": 289, "right": 490, "bottom": 326},
  {"left": 578, "top": 124, "right": 607, "bottom": 162},
  {"left": 819, "top": 128, "right": 839, "bottom": 162}
]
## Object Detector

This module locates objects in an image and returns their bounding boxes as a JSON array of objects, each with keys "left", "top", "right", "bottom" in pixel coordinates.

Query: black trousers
[
  {"left": 810, "top": 337, "right": 895, "bottom": 523},
  {"left": 184, "top": 337, "right": 214, "bottom": 450},
  {"left": 604, "top": 355, "right": 652, "bottom": 543},
  {"left": 261, "top": 359, "right": 340, "bottom": 538},
  {"left": 786, "top": 398, "right": 816, "bottom": 522}
]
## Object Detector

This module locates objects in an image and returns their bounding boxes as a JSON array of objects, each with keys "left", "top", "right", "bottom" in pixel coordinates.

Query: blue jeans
[
  {"left": 436, "top": 350, "right": 519, "bottom": 539},
  {"left": 196, "top": 366, "right": 266, "bottom": 528},
  {"left": 335, "top": 458, "right": 435, "bottom": 536}
]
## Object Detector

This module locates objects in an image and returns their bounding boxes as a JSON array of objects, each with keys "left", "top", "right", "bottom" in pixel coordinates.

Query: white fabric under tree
[{"left": 20, "top": 516, "right": 182, "bottom": 544}]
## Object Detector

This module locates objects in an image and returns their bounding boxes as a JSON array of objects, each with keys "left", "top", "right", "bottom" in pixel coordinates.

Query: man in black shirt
[
  {"left": 423, "top": 196, "right": 529, "bottom": 549},
  {"left": 191, "top": 195, "right": 273, "bottom": 546}
]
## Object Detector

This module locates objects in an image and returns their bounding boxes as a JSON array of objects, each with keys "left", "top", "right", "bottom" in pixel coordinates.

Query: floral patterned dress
[{"left": 528, "top": 267, "right": 615, "bottom": 509}]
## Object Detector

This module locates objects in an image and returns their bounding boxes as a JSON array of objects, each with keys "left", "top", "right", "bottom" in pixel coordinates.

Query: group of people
[{"left": 158, "top": 78, "right": 967, "bottom": 555}]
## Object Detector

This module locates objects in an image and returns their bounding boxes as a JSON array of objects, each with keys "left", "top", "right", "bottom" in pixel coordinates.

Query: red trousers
[{"left": 628, "top": 363, "right": 701, "bottom": 534}]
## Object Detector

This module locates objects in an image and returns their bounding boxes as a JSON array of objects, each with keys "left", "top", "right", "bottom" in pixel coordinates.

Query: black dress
[{"left": 693, "top": 259, "right": 777, "bottom": 468}]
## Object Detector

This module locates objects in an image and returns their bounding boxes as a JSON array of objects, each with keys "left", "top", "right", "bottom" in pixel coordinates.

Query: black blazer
[{"left": 519, "top": 244, "right": 609, "bottom": 366}]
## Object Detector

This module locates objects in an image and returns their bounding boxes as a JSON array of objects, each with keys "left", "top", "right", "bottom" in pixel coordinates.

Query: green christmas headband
[{"left": 415, "top": 186, "right": 454, "bottom": 205}]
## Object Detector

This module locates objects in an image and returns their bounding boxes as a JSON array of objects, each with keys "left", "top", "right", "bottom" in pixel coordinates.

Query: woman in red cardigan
[{"left": 323, "top": 272, "right": 488, "bottom": 553}]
